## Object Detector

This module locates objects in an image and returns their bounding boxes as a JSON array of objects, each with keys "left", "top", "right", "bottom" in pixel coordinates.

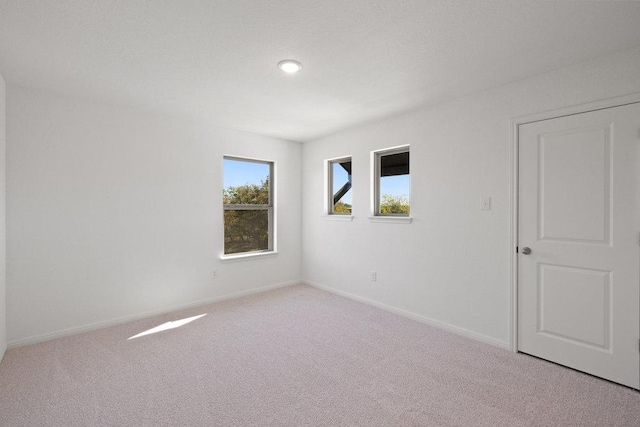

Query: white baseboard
[
  {"left": 8, "top": 280, "right": 300, "bottom": 349},
  {"left": 303, "top": 280, "right": 511, "bottom": 350}
]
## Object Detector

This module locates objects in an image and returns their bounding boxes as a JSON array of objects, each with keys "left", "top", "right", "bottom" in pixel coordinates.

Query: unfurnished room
[{"left": 0, "top": 1, "right": 640, "bottom": 426}]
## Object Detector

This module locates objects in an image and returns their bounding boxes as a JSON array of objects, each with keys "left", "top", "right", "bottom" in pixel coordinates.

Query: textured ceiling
[{"left": 1, "top": 1, "right": 640, "bottom": 142}]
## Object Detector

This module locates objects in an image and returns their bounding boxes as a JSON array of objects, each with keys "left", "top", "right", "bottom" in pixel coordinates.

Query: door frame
[{"left": 509, "top": 92, "right": 640, "bottom": 352}]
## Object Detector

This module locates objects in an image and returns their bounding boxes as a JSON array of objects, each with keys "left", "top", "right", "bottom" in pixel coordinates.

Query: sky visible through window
[
  {"left": 381, "top": 175, "right": 410, "bottom": 199},
  {"left": 224, "top": 157, "right": 408, "bottom": 201},
  {"left": 332, "top": 163, "right": 352, "bottom": 204},
  {"left": 223, "top": 158, "right": 269, "bottom": 188},
  {"left": 332, "top": 165, "right": 410, "bottom": 205}
]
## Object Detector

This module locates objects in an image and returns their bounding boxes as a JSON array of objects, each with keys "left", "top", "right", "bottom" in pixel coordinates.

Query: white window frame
[
  {"left": 370, "top": 145, "right": 411, "bottom": 222},
  {"left": 221, "top": 156, "right": 275, "bottom": 259},
  {"left": 325, "top": 156, "right": 353, "bottom": 216}
]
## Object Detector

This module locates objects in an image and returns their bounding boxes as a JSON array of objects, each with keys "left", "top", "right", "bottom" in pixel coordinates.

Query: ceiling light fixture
[{"left": 278, "top": 59, "right": 303, "bottom": 74}]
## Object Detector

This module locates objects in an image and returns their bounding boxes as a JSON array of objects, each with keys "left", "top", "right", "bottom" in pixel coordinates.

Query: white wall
[
  {"left": 302, "top": 46, "right": 640, "bottom": 347},
  {"left": 7, "top": 86, "right": 302, "bottom": 344},
  {"left": 0, "top": 72, "right": 6, "bottom": 359}
]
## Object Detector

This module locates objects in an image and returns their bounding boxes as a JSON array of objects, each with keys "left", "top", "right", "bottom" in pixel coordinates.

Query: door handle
[{"left": 521, "top": 247, "right": 532, "bottom": 255}]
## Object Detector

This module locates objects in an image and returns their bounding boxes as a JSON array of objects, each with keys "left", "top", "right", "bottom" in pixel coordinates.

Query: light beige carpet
[{"left": 1, "top": 284, "right": 639, "bottom": 426}]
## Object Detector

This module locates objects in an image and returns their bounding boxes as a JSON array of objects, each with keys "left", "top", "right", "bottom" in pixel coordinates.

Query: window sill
[
  {"left": 322, "top": 215, "right": 354, "bottom": 222},
  {"left": 220, "top": 251, "right": 279, "bottom": 263},
  {"left": 368, "top": 216, "right": 412, "bottom": 224}
]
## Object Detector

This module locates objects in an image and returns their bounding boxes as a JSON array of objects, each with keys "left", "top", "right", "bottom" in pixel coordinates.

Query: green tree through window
[
  {"left": 374, "top": 147, "right": 410, "bottom": 216},
  {"left": 223, "top": 158, "right": 273, "bottom": 255},
  {"left": 379, "top": 194, "right": 409, "bottom": 214}
]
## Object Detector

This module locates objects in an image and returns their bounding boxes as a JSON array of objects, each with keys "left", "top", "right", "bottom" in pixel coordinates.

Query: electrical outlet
[
  {"left": 371, "top": 271, "right": 377, "bottom": 282},
  {"left": 480, "top": 196, "right": 491, "bottom": 210}
]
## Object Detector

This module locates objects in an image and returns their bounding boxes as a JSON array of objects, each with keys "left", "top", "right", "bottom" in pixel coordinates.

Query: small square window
[
  {"left": 373, "top": 146, "right": 410, "bottom": 216},
  {"left": 223, "top": 157, "right": 274, "bottom": 255},
  {"left": 327, "top": 157, "right": 352, "bottom": 214}
]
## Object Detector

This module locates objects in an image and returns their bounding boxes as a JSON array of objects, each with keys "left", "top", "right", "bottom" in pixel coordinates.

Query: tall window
[
  {"left": 223, "top": 157, "right": 274, "bottom": 255},
  {"left": 373, "top": 146, "right": 410, "bottom": 216},
  {"left": 328, "top": 157, "right": 352, "bottom": 214}
]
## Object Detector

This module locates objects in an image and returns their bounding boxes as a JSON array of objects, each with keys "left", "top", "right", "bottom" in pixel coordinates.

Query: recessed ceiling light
[{"left": 278, "top": 59, "right": 303, "bottom": 74}]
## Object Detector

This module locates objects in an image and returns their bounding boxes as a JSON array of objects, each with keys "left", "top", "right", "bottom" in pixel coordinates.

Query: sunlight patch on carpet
[{"left": 128, "top": 314, "right": 207, "bottom": 340}]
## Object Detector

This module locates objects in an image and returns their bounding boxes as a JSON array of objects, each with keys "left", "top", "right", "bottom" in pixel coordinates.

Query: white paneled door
[{"left": 518, "top": 102, "right": 640, "bottom": 389}]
